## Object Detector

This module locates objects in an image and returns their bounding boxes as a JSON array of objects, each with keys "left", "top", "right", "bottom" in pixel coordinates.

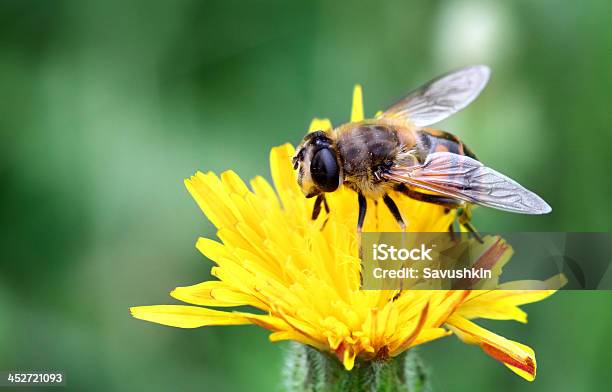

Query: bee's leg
[
  {"left": 398, "top": 185, "right": 483, "bottom": 243},
  {"left": 448, "top": 221, "right": 456, "bottom": 242},
  {"left": 458, "top": 206, "right": 483, "bottom": 244},
  {"left": 383, "top": 194, "right": 407, "bottom": 295},
  {"left": 462, "top": 222, "right": 483, "bottom": 243},
  {"left": 357, "top": 192, "right": 367, "bottom": 234},
  {"left": 383, "top": 194, "right": 406, "bottom": 231},
  {"left": 312, "top": 194, "right": 331, "bottom": 231},
  {"left": 322, "top": 195, "right": 330, "bottom": 214},
  {"left": 311, "top": 194, "right": 324, "bottom": 220},
  {"left": 443, "top": 208, "right": 457, "bottom": 241},
  {"left": 397, "top": 184, "right": 462, "bottom": 208},
  {"left": 311, "top": 194, "right": 332, "bottom": 220},
  {"left": 319, "top": 195, "right": 331, "bottom": 230},
  {"left": 398, "top": 184, "right": 463, "bottom": 241},
  {"left": 357, "top": 193, "right": 367, "bottom": 284}
]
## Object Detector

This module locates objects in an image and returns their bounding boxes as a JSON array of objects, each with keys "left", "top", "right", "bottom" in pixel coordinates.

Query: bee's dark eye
[{"left": 310, "top": 148, "right": 340, "bottom": 192}]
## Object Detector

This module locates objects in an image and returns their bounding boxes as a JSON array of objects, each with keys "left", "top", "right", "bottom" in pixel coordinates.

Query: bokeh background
[{"left": 1, "top": 0, "right": 611, "bottom": 391}]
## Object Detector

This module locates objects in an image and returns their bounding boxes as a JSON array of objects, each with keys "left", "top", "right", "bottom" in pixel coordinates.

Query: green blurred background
[{"left": 1, "top": 0, "right": 611, "bottom": 391}]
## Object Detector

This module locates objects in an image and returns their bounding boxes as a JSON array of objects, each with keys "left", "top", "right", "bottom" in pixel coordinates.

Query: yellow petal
[
  {"left": 350, "top": 84, "right": 364, "bottom": 122},
  {"left": 195, "top": 237, "right": 232, "bottom": 265},
  {"left": 458, "top": 274, "right": 565, "bottom": 323},
  {"left": 342, "top": 345, "right": 357, "bottom": 370},
  {"left": 250, "top": 176, "right": 280, "bottom": 207},
  {"left": 489, "top": 340, "right": 537, "bottom": 381},
  {"left": 446, "top": 315, "right": 536, "bottom": 381},
  {"left": 243, "top": 314, "right": 290, "bottom": 332},
  {"left": 269, "top": 331, "right": 328, "bottom": 351},
  {"left": 308, "top": 118, "right": 333, "bottom": 133},
  {"left": 455, "top": 301, "right": 528, "bottom": 323},
  {"left": 411, "top": 328, "right": 452, "bottom": 347},
  {"left": 497, "top": 273, "right": 567, "bottom": 293},
  {"left": 171, "top": 281, "right": 267, "bottom": 309},
  {"left": 220, "top": 170, "right": 250, "bottom": 196},
  {"left": 389, "top": 302, "right": 429, "bottom": 354},
  {"left": 270, "top": 144, "right": 299, "bottom": 200},
  {"left": 130, "top": 305, "right": 252, "bottom": 328}
]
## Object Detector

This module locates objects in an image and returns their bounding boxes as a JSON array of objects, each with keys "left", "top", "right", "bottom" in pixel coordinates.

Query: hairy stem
[{"left": 284, "top": 343, "right": 431, "bottom": 392}]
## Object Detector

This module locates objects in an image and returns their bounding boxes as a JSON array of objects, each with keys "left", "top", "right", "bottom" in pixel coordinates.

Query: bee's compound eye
[{"left": 310, "top": 148, "right": 340, "bottom": 192}]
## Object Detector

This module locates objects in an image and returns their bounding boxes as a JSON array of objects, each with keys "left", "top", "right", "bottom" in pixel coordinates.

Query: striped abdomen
[{"left": 417, "top": 128, "right": 478, "bottom": 161}]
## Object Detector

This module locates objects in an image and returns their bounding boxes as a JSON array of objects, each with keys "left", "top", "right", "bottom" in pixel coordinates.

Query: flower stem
[{"left": 284, "top": 343, "right": 430, "bottom": 392}]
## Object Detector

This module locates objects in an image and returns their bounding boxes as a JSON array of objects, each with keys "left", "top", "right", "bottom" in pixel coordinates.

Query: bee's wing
[
  {"left": 380, "top": 65, "right": 490, "bottom": 127},
  {"left": 383, "top": 152, "right": 551, "bottom": 214}
]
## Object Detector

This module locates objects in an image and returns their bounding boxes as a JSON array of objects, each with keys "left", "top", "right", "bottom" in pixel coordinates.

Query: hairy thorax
[{"left": 334, "top": 121, "right": 417, "bottom": 199}]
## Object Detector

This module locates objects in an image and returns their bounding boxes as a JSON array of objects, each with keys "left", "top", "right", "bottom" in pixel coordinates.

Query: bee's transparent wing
[
  {"left": 384, "top": 152, "right": 551, "bottom": 214},
  {"left": 379, "top": 65, "right": 490, "bottom": 127}
]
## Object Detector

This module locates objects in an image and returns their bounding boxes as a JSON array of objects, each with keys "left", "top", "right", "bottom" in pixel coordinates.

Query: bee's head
[{"left": 292, "top": 131, "right": 341, "bottom": 198}]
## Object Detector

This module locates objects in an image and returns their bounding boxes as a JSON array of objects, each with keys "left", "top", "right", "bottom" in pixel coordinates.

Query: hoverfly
[{"left": 292, "top": 65, "right": 551, "bottom": 236}]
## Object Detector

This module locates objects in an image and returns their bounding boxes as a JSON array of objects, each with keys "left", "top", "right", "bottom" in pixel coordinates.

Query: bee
[{"left": 292, "top": 65, "right": 551, "bottom": 236}]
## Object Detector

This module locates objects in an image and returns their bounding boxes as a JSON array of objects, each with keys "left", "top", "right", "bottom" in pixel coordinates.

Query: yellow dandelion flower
[{"left": 131, "top": 85, "right": 562, "bottom": 382}]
